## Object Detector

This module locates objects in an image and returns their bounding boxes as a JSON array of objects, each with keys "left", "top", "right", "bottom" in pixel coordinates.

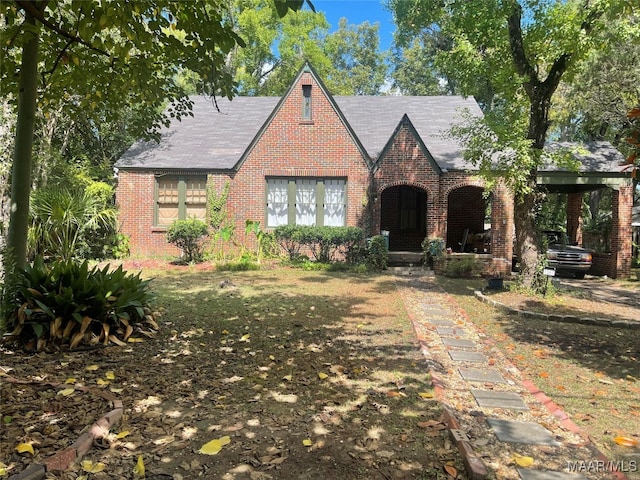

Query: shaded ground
[
  {"left": 437, "top": 276, "right": 640, "bottom": 476},
  {"left": 1, "top": 266, "right": 467, "bottom": 479},
  {"left": 490, "top": 274, "right": 639, "bottom": 323}
]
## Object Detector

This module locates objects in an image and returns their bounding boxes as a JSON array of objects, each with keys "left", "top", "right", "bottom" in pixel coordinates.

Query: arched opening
[
  {"left": 447, "top": 186, "right": 489, "bottom": 253},
  {"left": 380, "top": 185, "right": 427, "bottom": 251}
]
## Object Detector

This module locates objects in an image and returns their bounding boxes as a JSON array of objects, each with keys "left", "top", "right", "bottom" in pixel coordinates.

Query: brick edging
[
  {"left": 404, "top": 302, "right": 489, "bottom": 479},
  {"left": 474, "top": 290, "right": 632, "bottom": 480},
  {"left": 8, "top": 401, "right": 123, "bottom": 480},
  {"left": 474, "top": 290, "right": 640, "bottom": 329},
  {"left": 521, "top": 380, "right": 630, "bottom": 480}
]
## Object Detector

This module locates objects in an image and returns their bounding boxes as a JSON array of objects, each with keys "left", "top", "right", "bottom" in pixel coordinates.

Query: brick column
[
  {"left": 427, "top": 195, "right": 444, "bottom": 239},
  {"left": 610, "top": 183, "right": 634, "bottom": 278},
  {"left": 490, "top": 180, "right": 514, "bottom": 275},
  {"left": 566, "top": 192, "right": 583, "bottom": 246}
]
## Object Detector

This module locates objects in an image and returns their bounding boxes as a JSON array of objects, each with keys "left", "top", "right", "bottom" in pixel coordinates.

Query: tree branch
[
  {"left": 41, "top": 38, "right": 74, "bottom": 87},
  {"left": 505, "top": 1, "right": 538, "bottom": 90},
  {"left": 15, "top": 0, "right": 111, "bottom": 58},
  {"left": 541, "top": 53, "right": 571, "bottom": 95}
]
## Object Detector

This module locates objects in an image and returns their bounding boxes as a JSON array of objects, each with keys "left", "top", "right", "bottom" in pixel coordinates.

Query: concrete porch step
[
  {"left": 387, "top": 251, "right": 424, "bottom": 267},
  {"left": 387, "top": 266, "right": 433, "bottom": 276}
]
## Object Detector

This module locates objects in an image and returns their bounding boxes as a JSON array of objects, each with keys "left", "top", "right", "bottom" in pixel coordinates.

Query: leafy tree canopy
[
  {"left": 1, "top": 1, "right": 244, "bottom": 140},
  {"left": 389, "top": 0, "right": 635, "bottom": 288}
]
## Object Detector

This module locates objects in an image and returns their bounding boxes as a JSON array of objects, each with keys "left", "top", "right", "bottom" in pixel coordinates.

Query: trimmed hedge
[
  {"left": 166, "top": 218, "right": 209, "bottom": 263},
  {"left": 274, "top": 225, "right": 364, "bottom": 263}
]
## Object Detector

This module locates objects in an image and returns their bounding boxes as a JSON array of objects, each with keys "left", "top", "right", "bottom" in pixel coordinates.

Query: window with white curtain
[
  {"left": 296, "top": 179, "right": 316, "bottom": 225},
  {"left": 266, "top": 178, "right": 346, "bottom": 227},
  {"left": 266, "top": 178, "right": 289, "bottom": 227},
  {"left": 324, "top": 179, "right": 346, "bottom": 226}
]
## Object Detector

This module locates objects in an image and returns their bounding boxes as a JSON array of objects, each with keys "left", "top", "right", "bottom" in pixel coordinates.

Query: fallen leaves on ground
[{"left": 1, "top": 267, "right": 469, "bottom": 479}]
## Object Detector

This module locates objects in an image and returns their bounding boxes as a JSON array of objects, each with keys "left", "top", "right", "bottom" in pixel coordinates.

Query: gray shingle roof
[
  {"left": 543, "top": 141, "right": 629, "bottom": 173},
  {"left": 116, "top": 96, "right": 279, "bottom": 170},
  {"left": 115, "top": 95, "right": 626, "bottom": 175},
  {"left": 115, "top": 94, "right": 482, "bottom": 171},
  {"left": 334, "top": 96, "right": 481, "bottom": 170}
]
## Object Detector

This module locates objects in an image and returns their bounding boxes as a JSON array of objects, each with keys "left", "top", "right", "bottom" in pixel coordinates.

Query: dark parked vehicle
[{"left": 543, "top": 231, "right": 593, "bottom": 279}]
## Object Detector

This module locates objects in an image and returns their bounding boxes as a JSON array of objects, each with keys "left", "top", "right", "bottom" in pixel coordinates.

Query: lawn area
[
  {"left": 1, "top": 266, "right": 467, "bottom": 479},
  {"left": 436, "top": 276, "right": 640, "bottom": 477}
]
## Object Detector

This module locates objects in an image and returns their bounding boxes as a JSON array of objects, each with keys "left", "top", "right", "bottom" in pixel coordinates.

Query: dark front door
[{"left": 380, "top": 185, "right": 427, "bottom": 251}]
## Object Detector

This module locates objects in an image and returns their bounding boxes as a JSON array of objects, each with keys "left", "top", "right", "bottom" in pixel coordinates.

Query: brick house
[{"left": 115, "top": 63, "right": 634, "bottom": 278}]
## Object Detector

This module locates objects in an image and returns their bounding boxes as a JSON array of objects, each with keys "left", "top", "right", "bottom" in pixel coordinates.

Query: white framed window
[
  {"left": 296, "top": 179, "right": 316, "bottom": 226},
  {"left": 266, "top": 178, "right": 346, "bottom": 227},
  {"left": 324, "top": 179, "right": 346, "bottom": 227},
  {"left": 267, "top": 178, "right": 289, "bottom": 227}
]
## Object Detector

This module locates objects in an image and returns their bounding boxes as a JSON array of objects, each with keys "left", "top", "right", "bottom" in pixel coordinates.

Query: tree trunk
[
  {"left": 6, "top": 11, "right": 40, "bottom": 269},
  {"left": 513, "top": 175, "right": 540, "bottom": 287},
  {"left": 516, "top": 97, "right": 550, "bottom": 289}
]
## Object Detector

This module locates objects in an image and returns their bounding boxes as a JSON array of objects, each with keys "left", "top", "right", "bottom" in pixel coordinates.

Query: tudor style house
[{"left": 115, "top": 63, "right": 634, "bottom": 278}]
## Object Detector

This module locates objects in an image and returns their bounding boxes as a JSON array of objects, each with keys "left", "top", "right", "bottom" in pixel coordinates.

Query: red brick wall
[
  {"left": 225, "top": 72, "right": 370, "bottom": 247},
  {"left": 116, "top": 170, "right": 180, "bottom": 257},
  {"left": 566, "top": 192, "right": 583, "bottom": 246},
  {"left": 489, "top": 180, "right": 514, "bottom": 275},
  {"left": 590, "top": 253, "right": 615, "bottom": 277},
  {"left": 372, "top": 123, "right": 441, "bottom": 240}
]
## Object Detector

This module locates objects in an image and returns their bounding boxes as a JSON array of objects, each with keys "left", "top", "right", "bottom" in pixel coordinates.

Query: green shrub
[
  {"left": 166, "top": 218, "right": 209, "bottom": 263},
  {"left": 3, "top": 258, "right": 156, "bottom": 350},
  {"left": 274, "top": 225, "right": 363, "bottom": 263},
  {"left": 274, "top": 225, "right": 303, "bottom": 260},
  {"left": 422, "top": 237, "right": 445, "bottom": 267},
  {"left": 111, "top": 233, "right": 131, "bottom": 259},
  {"left": 444, "top": 256, "right": 482, "bottom": 278},
  {"left": 366, "top": 235, "right": 388, "bottom": 271}
]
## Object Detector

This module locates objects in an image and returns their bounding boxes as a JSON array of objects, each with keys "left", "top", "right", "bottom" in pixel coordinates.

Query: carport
[{"left": 536, "top": 142, "right": 634, "bottom": 278}]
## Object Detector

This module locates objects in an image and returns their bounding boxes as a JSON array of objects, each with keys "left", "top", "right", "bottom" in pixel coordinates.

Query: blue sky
[{"left": 311, "top": 0, "right": 396, "bottom": 51}]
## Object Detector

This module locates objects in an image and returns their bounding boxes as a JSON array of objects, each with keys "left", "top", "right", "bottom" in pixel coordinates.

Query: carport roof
[{"left": 543, "top": 141, "right": 628, "bottom": 173}]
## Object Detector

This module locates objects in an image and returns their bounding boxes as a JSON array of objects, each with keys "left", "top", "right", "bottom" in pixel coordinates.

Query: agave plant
[{"left": 29, "top": 186, "right": 117, "bottom": 262}]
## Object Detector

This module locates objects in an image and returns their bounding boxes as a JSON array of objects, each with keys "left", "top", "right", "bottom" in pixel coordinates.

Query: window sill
[
  {"left": 299, "top": 120, "right": 314, "bottom": 125},
  {"left": 151, "top": 226, "right": 169, "bottom": 232}
]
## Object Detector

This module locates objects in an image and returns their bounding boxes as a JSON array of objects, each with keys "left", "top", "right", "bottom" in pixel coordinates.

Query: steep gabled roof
[
  {"left": 372, "top": 114, "right": 442, "bottom": 174},
  {"left": 115, "top": 92, "right": 481, "bottom": 171},
  {"left": 116, "top": 96, "right": 279, "bottom": 170},
  {"left": 232, "top": 62, "right": 372, "bottom": 171},
  {"left": 334, "top": 95, "right": 481, "bottom": 170}
]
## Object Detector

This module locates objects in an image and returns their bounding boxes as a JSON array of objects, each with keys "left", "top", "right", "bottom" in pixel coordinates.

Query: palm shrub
[
  {"left": 166, "top": 218, "right": 209, "bottom": 263},
  {"left": 2, "top": 258, "right": 157, "bottom": 351},
  {"left": 29, "top": 185, "right": 117, "bottom": 262}
]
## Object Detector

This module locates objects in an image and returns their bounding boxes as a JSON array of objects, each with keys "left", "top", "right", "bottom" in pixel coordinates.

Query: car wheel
[{"left": 574, "top": 272, "right": 586, "bottom": 279}]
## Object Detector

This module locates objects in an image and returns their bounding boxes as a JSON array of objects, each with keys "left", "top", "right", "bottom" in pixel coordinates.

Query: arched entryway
[
  {"left": 380, "top": 185, "right": 427, "bottom": 251},
  {"left": 447, "top": 186, "right": 489, "bottom": 253}
]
